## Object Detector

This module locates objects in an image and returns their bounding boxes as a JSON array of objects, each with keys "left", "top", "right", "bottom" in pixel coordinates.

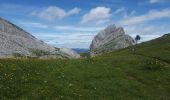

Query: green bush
[
  {"left": 31, "top": 50, "right": 50, "bottom": 57},
  {"left": 142, "top": 59, "right": 166, "bottom": 71},
  {"left": 12, "top": 53, "right": 24, "bottom": 57},
  {"left": 80, "top": 52, "right": 90, "bottom": 58}
]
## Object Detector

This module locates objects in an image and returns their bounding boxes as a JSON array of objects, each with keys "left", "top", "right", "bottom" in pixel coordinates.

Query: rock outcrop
[
  {"left": 0, "top": 17, "right": 80, "bottom": 59},
  {"left": 90, "top": 24, "right": 135, "bottom": 56},
  {"left": 60, "top": 48, "right": 80, "bottom": 59}
]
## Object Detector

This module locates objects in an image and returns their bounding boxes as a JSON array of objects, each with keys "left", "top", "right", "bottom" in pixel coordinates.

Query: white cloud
[
  {"left": 19, "top": 22, "right": 48, "bottom": 28},
  {"left": 124, "top": 24, "right": 170, "bottom": 42},
  {"left": 96, "top": 19, "right": 110, "bottom": 25},
  {"left": 119, "top": 9, "right": 170, "bottom": 25},
  {"left": 125, "top": 25, "right": 164, "bottom": 35},
  {"left": 68, "top": 7, "right": 81, "bottom": 15},
  {"left": 114, "top": 8, "right": 136, "bottom": 18},
  {"left": 35, "top": 32, "right": 95, "bottom": 48},
  {"left": 130, "top": 10, "right": 136, "bottom": 16},
  {"left": 114, "top": 7, "right": 127, "bottom": 18},
  {"left": 33, "top": 26, "right": 105, "bottom": 48},
  {"left": 54, "top": 25, "right": 104, "bottom": 32},
  {"left": 149, "top": 0, "right": 166, "bottom": 3},
  {"left": 81, "top": 7, "right": 111, "bottom": 24},
  {"left": 32, "top": 6, "right": 81, "bottom": 21},
  {"left": 114, "top": 7, "right": 126, "bottom": 14}
]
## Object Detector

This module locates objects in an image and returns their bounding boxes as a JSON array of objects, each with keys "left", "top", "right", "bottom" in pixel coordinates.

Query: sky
[{"left": 0, "top": 0, "right": 170, "bottom": 49}]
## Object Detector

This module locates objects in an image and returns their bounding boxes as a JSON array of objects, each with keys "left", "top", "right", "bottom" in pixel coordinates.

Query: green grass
[{"left": 0, "top": 34, "right": 170, "bottom": 100}]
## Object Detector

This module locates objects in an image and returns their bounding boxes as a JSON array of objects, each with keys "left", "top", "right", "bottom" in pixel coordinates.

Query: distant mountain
[
  {"left": 72, "top": 48, "right": 89, "bottom": 53},
  {"left": 0, "top": 17, "right": 80, "bottom": 59}
]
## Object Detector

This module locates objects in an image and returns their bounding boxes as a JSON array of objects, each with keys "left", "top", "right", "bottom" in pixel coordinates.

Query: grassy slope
[{"left": 0, "top": 34, "right": 170, "bottom": 100}]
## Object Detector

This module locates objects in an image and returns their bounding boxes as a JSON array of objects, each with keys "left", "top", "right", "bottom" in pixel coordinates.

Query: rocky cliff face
[
  {"left": 90, "top": 24, "right": 135, "bottom": 56},
  {"left": 0, "top": 17, "right": 80, "bottom": 59}
]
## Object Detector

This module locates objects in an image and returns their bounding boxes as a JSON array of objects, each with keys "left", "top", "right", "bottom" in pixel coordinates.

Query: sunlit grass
[{"left": 0, "top": 35, "right": 170, "bottom": 99}]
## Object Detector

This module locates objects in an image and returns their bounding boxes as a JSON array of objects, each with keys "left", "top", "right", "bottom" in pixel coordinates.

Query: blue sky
[{"left": 0, "top": 0, "right": 170, "bottom": 48}]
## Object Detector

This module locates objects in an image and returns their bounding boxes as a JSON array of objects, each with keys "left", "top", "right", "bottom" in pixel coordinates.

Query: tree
[{"left": 135, "top": 35, "right": 141, "bottom": 44}]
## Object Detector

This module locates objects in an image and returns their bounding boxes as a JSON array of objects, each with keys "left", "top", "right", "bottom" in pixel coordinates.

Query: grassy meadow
[{"left": 0, "top": 34, "right": 170, "bottom": 100}]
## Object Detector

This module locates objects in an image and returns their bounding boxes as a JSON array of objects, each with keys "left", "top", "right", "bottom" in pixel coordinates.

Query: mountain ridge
[{"left": 0, "top": 17, "right": 80, "bottom": 59}]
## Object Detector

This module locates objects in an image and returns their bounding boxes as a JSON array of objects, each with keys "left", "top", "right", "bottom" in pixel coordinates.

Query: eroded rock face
[
  {"left": 0, "top": 17, "right": 80, "bottom": 59},
  {"left": 90, "top": 24, "right": 135, "bottom": 56}
]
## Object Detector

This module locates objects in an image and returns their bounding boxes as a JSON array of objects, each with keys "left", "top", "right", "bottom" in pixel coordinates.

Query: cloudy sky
[{"left": 0, "top": 0, "right": 170, "bottom": 48}]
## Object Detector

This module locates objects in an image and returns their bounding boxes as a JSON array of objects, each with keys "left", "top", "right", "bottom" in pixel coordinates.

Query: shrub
[
  {"left": 142, "top": 59, "right": 166, "bottom": 71},
  {"left": 80, "top": 52, "right": 90, "bottom": 58},
  {"left": 31, "top": 50, "right": 50, "bottom": 57},
  {"left": 12, "top": 53, "right": 24, "bottom": 57}
]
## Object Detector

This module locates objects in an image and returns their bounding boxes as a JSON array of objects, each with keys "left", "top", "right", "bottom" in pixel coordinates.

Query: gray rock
[
  {"left": 90, "top": 24, "right": 135, "bottom": 56},
  {"left": 60, "top": 48, "right": 80, "bottom": 59},
  {"left": 0, "top": 17, "right": 80, "bottom": 59}
]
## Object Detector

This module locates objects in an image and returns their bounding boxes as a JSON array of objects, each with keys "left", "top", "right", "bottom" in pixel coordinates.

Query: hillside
[
  {"left": 0, "top": 17, "right": 80, "bottom": 59},
  {"left": 0, "top": 34, "right": 170, "bottom": 99}
]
